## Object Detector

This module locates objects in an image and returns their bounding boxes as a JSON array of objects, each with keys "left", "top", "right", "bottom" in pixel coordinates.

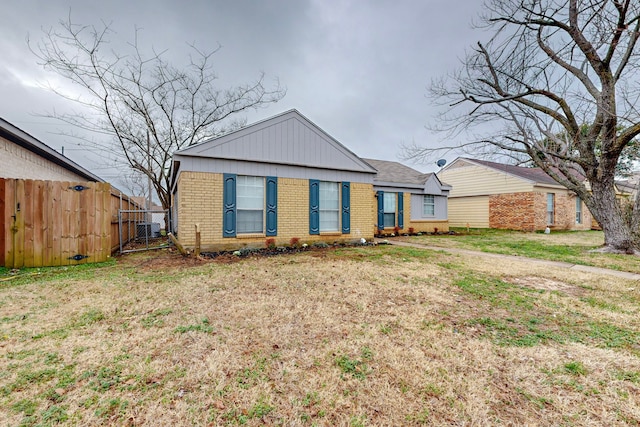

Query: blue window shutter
[
  {"left": 341, "top": 181, "right": 350, "bottom": 234},
  {"left": 223, "top": 174, "right": 236, "bottom": 237},
  {"left": 309, "top": 179, "right": 320, "bottom": 235},
  {"left": 377, "top": 191, "right": 384, "bottom": 231},
  {"left": 398, "top": 192, "right": 404, "bottom": 229},
  {"left": 266, "top": 176, "right": 278, "bottom": 236}
]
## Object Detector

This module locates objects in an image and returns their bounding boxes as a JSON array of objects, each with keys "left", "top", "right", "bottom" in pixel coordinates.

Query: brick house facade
[
  {"left": 171, "top": 110, "right": 450, "bottom": 251},
  {"left": 439, "top": 158, "right": 593, "bottom": 231},
  {"left": 174, "top": 171, "right": 375, "bottom": 250},
  {"left": 489, "top": 192, "right": 592, "bottom": 231}
]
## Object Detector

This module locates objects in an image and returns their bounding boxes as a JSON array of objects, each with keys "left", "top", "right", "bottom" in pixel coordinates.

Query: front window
[
  {"left": 423, "top": 195, "right": 435, "bottom": 216},
  {"left": 237, "top": 176, "right": 264, "bottom": 233},
  {"left": 383, "top": 192, "right": 396, "bottom": 228},
  {"left": 576, "top": 197, "right": 582, "bottom": 224},
  {"left": 319, "top": 181, "right": 339, "bottom": 232},
  {"left": 547, "top": 193, "right": 555, "bottom": 225}
]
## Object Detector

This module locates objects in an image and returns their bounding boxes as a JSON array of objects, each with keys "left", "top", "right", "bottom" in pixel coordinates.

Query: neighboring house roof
[
  {"left": 0, "top": 117, "right": 104, "bottom": 182},
  {"left": 614, "top": 179, "right": 637, "bottom": 195},
  {"left": 174, "top": 109, "right": 377, "bottom": 175},
  {"left": 461, "top": 158, "right": 561, "bottom": 187}
]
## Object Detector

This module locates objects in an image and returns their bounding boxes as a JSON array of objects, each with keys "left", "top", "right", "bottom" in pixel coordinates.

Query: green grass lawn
[{"left": 405, "top": 228, "right": 640, "bottom": 273}]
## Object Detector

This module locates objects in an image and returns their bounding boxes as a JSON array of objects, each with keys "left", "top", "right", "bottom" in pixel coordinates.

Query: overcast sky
[{"left": 1, "top": 0, "right": 485, "bottom": 191}]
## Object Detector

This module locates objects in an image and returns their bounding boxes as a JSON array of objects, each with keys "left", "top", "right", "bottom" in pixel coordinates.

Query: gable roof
[
  {"left": 452, "top": 158, "right": 561, "bottom": 187},
  {"left": 363, "top": 158, "right": 451, "bottom": 193},
  {"left": 175, "top": 109, "right": 377, "bottom": 174},
  {"left": 0, "top": 117, "right": 104, "bottom": 182}
]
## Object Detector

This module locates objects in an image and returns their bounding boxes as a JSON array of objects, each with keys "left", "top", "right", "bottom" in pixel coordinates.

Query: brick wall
[
  {"left": 489, "top": 191, "right": 592, "bottom": 231},
  {"left": 176, "top": 172, "right": 375, "bottom": 251},
  {"left": 0, "top": 136, "right": 87, "bottom": 181},
  {"left": 490, "top": 192, "right": 538, "bottom": 231}
]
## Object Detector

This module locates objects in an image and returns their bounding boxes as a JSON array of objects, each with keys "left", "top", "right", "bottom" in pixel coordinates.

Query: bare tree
[
  {"left": 406, "top": 0, "right": 640, "bottom": 253},
  {"left": 30, "top": 16, "right": 285, "bottom": 211}
]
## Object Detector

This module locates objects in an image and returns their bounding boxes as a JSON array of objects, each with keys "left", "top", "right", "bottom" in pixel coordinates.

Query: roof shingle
[{"left": 363, "top": 158, "right": 432, "bottom": 185}]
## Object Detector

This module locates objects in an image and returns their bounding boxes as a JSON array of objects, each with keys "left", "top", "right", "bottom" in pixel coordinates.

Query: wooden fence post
[{"left": 194, "top": 224, "right": 201, "bottom": 258}]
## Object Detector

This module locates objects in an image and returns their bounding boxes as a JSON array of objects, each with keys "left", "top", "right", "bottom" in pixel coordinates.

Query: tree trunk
[{"left": 588, "top": 179, "right": 638, "bottom": 253}]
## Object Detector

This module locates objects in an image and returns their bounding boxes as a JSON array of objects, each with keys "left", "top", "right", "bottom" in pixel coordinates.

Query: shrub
[
  {"left": 265, "top": 238, "right": 276, "bottom": 249},
  {"left": 408, "top": 227, "right": 415, "bottom": 235},
  {"left": 289, "top": 237, "right": 301, "bottom": 248}
]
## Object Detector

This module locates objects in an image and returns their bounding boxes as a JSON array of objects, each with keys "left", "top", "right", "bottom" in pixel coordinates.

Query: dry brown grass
[{"left": 1, "top": 246, "right": 640, "bottom": 426}]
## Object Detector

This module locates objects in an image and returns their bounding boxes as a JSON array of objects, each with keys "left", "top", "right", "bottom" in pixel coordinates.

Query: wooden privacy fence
[
  {"left": 0, "top": 178, "right": 113, "bottom": 268},
  {"left": 111, "top": 191, "right": 142, "bottom": 253}
]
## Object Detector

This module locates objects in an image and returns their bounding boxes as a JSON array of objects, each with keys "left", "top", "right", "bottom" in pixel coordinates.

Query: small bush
[
  {"left": 265, "top": 238, "right": 276, "bottom": 249},
  {"left": 290, "top": 237, "right": 301, "bottom": 248}
]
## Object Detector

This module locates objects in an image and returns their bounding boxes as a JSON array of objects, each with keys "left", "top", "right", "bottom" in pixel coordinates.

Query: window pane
[
  {"left": 320, "top": 210, "right": 339, "bottom": 232},
  {"left": 237, "top": 210, "right": 263, "bottom": 234},
  {"left": 383, "top": 193, "right": 396, "bottom": 213},
  {"left": 384, "top": 212, "right": 395, "bottom": 228},
  {"left": 237, "top": 176, "right": 264, "bottom": 233},
  {"left": 547, "top": 193, "right": 555, "bottom": 224},
  {"left": 576, "top": 197, "right": 582, "bottom": 224},
  {"left": 423, "top": 195, "right": 435, "bottom": 216},
  {"left": 320, "top": 181, "right": 339, "bottom": 209},
  {"left": 237, "top": 176, "right": 264, "bottom": 209},
  {"left": 319, "top": 181, "right": 339, "bottom": 231}
]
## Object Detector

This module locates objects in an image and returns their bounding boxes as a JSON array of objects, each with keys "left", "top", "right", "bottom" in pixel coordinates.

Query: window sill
[
  {"left": 320, "top": 231, "right": 342, "bottom": 236},
  {"left": 236, "top": 233, "right": 266, "bottom": 239}
]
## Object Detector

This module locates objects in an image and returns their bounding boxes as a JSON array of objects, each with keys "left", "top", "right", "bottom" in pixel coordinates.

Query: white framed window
[
  {"left": 547, "top": 193, "right": 555, "bottom": 225},
  {"left": 237, "top": 176, "right": 264, "bottom": 233},
  {"left": 576, "top": 196, "right": 582, "bottom": 224},
  {"left": 423, "top": 195, "right": 435, "bottom": 216},
  {"left": 319, "top": 181, "right": 339, "bottom": 232},
  {"left": 383, "top": 192, "right": 396, "bottom": 228}
]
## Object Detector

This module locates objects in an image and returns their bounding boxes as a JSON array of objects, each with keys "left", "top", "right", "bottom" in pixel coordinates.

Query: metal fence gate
[{"left": 118, "top": 208, "right": 171, "bottom": 253}]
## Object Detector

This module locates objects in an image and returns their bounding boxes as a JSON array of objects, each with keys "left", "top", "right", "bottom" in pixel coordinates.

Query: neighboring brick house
[
  {"left": 438, "top": 157, "right": 592, "bottom": 231},
  {"left": 0, "top": 117, "right": 103, "bottom": 182},
  {"left": 363, "top": 158, "right": 451, "bottom": 235},
  {"left": 170, "top": 109, "right": 450, "bottom": 251}
]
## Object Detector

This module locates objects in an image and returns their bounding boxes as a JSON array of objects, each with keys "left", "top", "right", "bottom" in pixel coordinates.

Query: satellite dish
[{"left": 436, "top": 159, "right": 447, "bottom": 168}]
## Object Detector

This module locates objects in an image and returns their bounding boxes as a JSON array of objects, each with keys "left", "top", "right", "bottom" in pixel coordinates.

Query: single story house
[
  {"left": 170, "top": 109, "right": 450, "bottom": 251},
  {"left": 437, "top": 157, "right": 592, "bottom": 231}
]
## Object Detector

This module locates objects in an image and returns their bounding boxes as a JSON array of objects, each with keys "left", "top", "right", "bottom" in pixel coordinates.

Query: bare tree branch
[
  {"left": 406, "top": 0, "right": 640, "bottom": 253},
  {"left": 29, "top": 15, "right": 286, "bottom": 210}
]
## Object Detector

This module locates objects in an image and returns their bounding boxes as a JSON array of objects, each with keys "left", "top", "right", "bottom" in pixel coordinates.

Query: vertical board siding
[
  {"left": 0, "top": 180, "right": 9, "bottom": 266},
  {"left": 186, "top": 114, "right": 373, "bottom": 173},
  {"left": 1, "top": 178, "right": 112, "bottom": 268}
]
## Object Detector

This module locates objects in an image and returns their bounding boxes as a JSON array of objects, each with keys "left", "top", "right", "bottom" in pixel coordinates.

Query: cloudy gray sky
[{"left": 1, "top": 0, "right": 485, "bottom": 191}]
